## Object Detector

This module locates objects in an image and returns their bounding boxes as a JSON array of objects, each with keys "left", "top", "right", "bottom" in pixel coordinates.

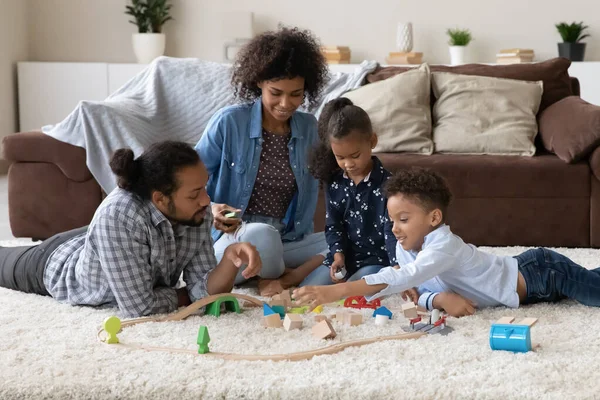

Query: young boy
[{"left": 293, "top": 167, "right": 600, "bottom": 315}]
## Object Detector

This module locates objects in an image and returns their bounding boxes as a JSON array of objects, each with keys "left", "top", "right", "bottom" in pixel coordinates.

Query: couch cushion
[
  {"left": 431, "top": 72, "right": 543, "bottom": 156},
  {"left": 365, "top": 58, "right": 573, "bottom": 113},
  {"left": 539, "top": 96, "right": 600, "bottom": 163},
  {"left": 376, "top": 153, "right": 590, "bottom": 198},
  {"left": 342, "top": 63, "right": 433, "bottom": 154}
]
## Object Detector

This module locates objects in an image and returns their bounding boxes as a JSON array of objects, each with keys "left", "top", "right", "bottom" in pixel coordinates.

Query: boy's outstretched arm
[{"left": 293, "top": 280, "right": 387, "bottom": 309}]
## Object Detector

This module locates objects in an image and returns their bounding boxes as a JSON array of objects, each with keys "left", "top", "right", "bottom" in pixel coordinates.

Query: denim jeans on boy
[
  {"left": 515, "top": 247, "right": 600, "bottom": 306},
  {"left": 298, "top": 264, "right": 385, "bottom": 287}
]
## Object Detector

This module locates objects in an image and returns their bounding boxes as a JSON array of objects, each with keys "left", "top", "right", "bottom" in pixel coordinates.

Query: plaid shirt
[{"left": 44, "top": 188, "right": 216, "bottom": 318}]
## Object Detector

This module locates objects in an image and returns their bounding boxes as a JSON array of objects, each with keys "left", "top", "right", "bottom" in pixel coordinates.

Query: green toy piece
[
  {"left": 197, "top": 325, "right": 210, "bottom": 354},
  {"left": 103, "top": 316, "right": 121, "bottom": 344},
  {"left": 205, "top": 295, "right": 241, "bottom": 317},
  {"left": 271, "top": 305, "right": 285, "bottom": 319},
  {"left": 224, "top": 211, "right": 240, "bottom": 219},
  {"left": 289, "top": 306, "right": 309, "bottom": 314}
]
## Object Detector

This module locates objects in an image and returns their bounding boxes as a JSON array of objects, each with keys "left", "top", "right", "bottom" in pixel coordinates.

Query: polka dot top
[{"left": 246, "top": 130, "right": 298, "bottom": 218}]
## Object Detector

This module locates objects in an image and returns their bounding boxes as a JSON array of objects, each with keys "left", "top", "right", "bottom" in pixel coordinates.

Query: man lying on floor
[{"left": 0, "top": 141, "right": 261, "bottom": 318}]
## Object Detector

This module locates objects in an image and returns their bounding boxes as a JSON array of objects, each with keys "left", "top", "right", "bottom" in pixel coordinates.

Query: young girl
[
  {"left": 298, "top": 98, "right": 397, "bottom": 286},
  {"left": 294, "top": 167, "right": 600, "bottom": 316}
]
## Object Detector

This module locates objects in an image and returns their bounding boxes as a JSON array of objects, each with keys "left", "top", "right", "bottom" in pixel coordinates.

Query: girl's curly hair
[
  {"left": 308, "top": 98, "right": 373, "bottom": 184},
  {"left": 231, "top": 26, "right": 328, "bottom": 109}
]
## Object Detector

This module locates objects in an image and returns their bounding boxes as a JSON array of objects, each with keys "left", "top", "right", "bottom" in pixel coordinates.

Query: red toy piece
[
  {"left": 343, "top": 296, "right": 381, "bottom": 309},
  {"left": 433, "top": 315, "right": 447, "bottom": 327}
]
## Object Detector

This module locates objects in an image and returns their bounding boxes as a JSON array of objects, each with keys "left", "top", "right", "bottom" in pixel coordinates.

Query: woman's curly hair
[
  {"left": 384, "top": 167, "right": 453, "bottom": 220},
  {"left": 231, "top": 26, "right": 328, "bottom": 109}
]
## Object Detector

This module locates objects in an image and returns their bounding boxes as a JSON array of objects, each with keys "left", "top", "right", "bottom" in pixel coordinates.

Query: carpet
[{"left": 1, "top": 240, "right": 599, "bottom": 400}]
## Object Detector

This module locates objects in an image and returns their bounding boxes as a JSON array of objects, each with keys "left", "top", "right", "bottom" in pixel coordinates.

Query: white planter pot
[
  {"left": 396, "top": 22, "right": 413, "bottom": 53},
  {"left": 132, "top": 33, "right": 166, "bottom": 64},
  {"left": 449, "top": 45, "right": 467, "bottom": 65}
]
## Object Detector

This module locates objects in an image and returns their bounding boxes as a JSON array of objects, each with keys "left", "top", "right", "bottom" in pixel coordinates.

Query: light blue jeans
[
  {"left": 213, "top": 214, "right": 328, "bottom": 285},
  {"left": 299, "top": 264, "right": 385, "bottom": 287}
]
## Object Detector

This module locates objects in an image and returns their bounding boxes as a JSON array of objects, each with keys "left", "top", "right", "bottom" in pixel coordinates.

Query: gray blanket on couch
[{"left": 42, "top": 57, "right": 377, "bottom": 193}]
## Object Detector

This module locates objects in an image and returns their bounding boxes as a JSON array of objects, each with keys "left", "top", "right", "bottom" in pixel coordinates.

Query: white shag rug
[{"left": 1, "top": 239, "right": 599, "bottom": 400}]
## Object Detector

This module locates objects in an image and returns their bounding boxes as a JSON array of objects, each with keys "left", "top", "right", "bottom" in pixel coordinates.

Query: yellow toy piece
[
  {"left": 312, "top": 305, "right": 324, "bottom": 314},
  {"left": 103, "top": 316, "right": 121, "bottom": 344}
]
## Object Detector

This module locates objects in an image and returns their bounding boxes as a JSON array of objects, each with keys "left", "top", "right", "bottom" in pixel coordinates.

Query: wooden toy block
[
  {"left": 197, "top": 325, "right": 210, "bottom": 354},
  {"left": 402, "top": 303, "right": 418, "bottom": 319},
  {"left": 312, "top": 305, "right": 324, "bottom": 314},
  {"left": 270, "top": 299, "right": 288, "bottom": 312},
  {"left": 496, "top": 316, "right": 516, "bottom": 324},
  {"left": 283, "top": 314, "right": 303, "bottom": 331},
  {"left": 103, "top": 316, "right": 121, "bottom": 344},
  {"left": 280, "top": 289, "right": 292, "bottom": 303},
  {"left": 314, "top": 315, "right": 329, "bottom": 323},
  {"left": 344, "top": 312, "right": 363, "bottom": 326},
  {"left": 312, "top": 320, "right": 337, "bottom": 340},
  {"left": 263, "top": 313, "right": 283, "bottom": 328},
  {"left": 373, "top": 306, "right": 393, "bottom": 319},
  {"left": 289, "top": 306, "right": 309, "bottom": 314},
  {"left": 516, "top": 318, "right": 538, "bottom": 327}
]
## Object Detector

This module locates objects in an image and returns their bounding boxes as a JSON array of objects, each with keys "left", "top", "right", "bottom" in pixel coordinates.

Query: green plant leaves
[
  {"left": 555, "top": 21, "right": 590, "bottom": 43},
  {"left": 124, "top": 0, "right": 173, "bottom": 33},
  {"left": 446, "top": 28, "right": 473, "bottom": 46}
]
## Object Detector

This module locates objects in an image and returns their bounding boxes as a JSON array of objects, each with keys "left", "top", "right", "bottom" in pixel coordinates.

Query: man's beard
[{"left": 167, "top": 201, "right": 206, "bottom": 227}]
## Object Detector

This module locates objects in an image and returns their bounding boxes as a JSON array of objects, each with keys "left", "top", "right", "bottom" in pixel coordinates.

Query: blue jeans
[
  {"left": 515, "top": 248, "right": 600, "bottom": 306},
  {"left": 298, "top": 264, "right": 385, "bottom": 287},
  {"left": 213, "top": 215, "right": 328, "bottom": 285}
]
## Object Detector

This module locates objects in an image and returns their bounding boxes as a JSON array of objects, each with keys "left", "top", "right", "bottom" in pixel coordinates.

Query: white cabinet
[
  {"left": 17, "top": 62, "right": 149, "bottom": 132},
  {"left": 18, "top": 62, "right": 109, "bottom": 132}
]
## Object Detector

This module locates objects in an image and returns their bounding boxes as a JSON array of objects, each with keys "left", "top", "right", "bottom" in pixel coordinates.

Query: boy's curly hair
[
  {"left": 384, "top": 167, "right": 453, "bottom": 218},
  {"left": 231, "top": 26, "right": 328, "bottom": 109}
]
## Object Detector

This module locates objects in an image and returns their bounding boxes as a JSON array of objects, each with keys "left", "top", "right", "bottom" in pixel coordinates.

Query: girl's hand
[
  {"left": 435, "top": 292, "right": 476, "bottom": 317},
  {"left": 211, "top": 203, "right": 242, "bottom": 233},
  {"left": 401, "top": 287, "right": 419, "bottom": 304},
  {"left": 293, "top": 285, "right": 341, "bottom": 311},
  {"left": 330, "top": 253, "right": 346, "bottom": 283}
]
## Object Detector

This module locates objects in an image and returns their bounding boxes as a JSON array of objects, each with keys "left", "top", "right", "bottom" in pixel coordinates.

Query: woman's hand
[
  {"left": 293, "top": 285, "right": 343, "bottom": 311},
  {"left": 211, "top": 203, "right": 242, "bottom": 233},
  {"left": 329, "top": 253, "right": 346, "bottom": 283},
  {"left": 224, "top": 242, "right": 262, "bottom": 280}
]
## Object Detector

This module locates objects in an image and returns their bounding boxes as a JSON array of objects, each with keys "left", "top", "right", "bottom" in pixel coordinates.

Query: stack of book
[
  {"left": 386, "top": 52, "right": 423, "bottom": 65},
  {"left": 321, "top": 46, "right": 351, "bottom": 64},
  {"left": 496, "top": 49, "right": 535, "bottom": 64}
]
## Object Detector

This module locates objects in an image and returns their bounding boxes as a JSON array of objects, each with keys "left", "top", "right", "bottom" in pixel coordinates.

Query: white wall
[
  {"left": 27, "top": 0, "right": 600, "bottom": 64},
  {"left": 0, "top": 0, "right": 28, "bottom": 156}
]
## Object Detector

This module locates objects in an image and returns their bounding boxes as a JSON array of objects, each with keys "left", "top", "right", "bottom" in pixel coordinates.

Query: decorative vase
[
  {"left": 132, "top": 33, "right": 166, "bottom": 64},
  {"left": 557, "top": 42, "right": 586, "bottom": 61},
  {"left": 396, "top": 23, "right": 413, "bottom": 53},
  {"left": 449, "top": 45, "right": 466, "bottom": 65}
]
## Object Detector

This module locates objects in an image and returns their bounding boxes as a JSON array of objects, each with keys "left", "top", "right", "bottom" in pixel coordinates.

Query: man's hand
[
  {"left": 211, "top": 203, "right": 242, "bottom": 233},
  {"left": 401, "top": 287, "right": 419, "bottom": 304},
  {"left": 293, "top": 285, "right": 342, "bottom": 311},
  {"left": 434, "top": 292, "right": 476, "bottom": 317},
  {"left": 225, "top": 242, "right": 261, "bottom": 280},
  {"left": 329, "top": 253, "right": 346, "bottom": 283}
]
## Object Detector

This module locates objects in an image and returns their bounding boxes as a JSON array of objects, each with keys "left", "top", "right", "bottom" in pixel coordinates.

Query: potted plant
[
  {"left": 126, "top": 0, "right": 173, "bottom": 64},
  {"left": 446, "top": 28, "right": 472, "bottom": 65},
  {"left": 555, "top": 21, "right": 590, "bottom": 61}
]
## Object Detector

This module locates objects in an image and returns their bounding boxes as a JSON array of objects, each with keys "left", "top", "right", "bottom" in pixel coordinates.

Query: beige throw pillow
[
  {"left": 343, "top": 63, "right": 433, "bottom": 154},
  {"left": 431, "top": 72, "right": 543, "bottom": 156}
]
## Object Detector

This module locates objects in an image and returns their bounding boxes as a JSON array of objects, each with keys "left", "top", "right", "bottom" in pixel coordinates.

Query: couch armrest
[
  {"left": 590, "top": 146, "right": 600, "bottom": 182},
  {"left": 2, "top": 131, "right": 92, "bottom": 182}
]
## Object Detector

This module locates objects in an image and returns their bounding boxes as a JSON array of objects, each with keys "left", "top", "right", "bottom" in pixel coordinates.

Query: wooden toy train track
[{"left": 97, "top": 293, "right": 426, "bottom": 362}]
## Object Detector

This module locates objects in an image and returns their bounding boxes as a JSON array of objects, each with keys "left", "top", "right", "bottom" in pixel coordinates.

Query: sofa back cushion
[
  {"left": 431, "top": 72, "right": 543, "bottom": 156},
  {"left": 365, "top": 58, "right": 573, "bottom": 113},
  {"left": 342, "top": 63, "right": 433, "bottom": 154}
]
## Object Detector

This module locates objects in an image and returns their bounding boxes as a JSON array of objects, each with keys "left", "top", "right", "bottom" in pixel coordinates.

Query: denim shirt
[{"left": 195, "top": 99, "right": 319, "bottom": 243}]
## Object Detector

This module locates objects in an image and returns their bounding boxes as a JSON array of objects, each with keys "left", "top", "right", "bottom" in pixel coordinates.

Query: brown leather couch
[{"left": 4, "top": 59, "right": 600, "bottom": 247}]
